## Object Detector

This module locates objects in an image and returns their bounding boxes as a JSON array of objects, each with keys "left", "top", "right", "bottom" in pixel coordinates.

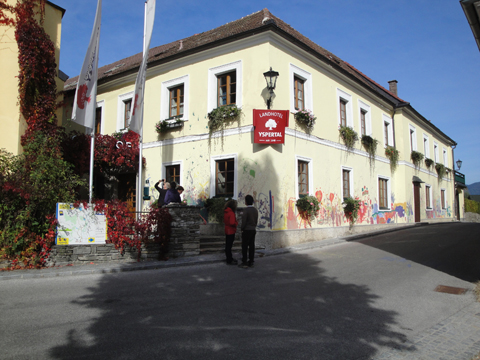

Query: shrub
[{"left": 204, "top": 197, "right": 231, "bottom": 223}]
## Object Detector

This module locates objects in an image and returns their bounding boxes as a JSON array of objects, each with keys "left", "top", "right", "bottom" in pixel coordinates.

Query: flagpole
[
  {"left": 89, "top": 131, "right": 95, "bottom": 203},
  {"left": 136, "top": 2, "right": 148, "bottom": 218}
]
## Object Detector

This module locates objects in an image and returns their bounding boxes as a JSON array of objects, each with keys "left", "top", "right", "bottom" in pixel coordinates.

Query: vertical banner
[
  {"left": 253, "top": 109, "right": 289, "bottom": 144},
  {"left": 129, "top": 0, "right": 156, "bottom": 134},
  {"left": 71, "top": 0, "right": 102, "bottom": 130}
]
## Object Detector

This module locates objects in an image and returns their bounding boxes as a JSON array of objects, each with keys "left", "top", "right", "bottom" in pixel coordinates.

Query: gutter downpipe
[{"left": 452, "top": 144, "right": 458, "bottom": 221}]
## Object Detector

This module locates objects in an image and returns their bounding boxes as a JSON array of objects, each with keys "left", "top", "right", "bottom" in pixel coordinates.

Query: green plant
[
  {"left": 411, "top": 150, "right": 424, "bottom": 169},
  {"left": 361, "top": 135, "right": 378, "bottom": 166},
  {"left": 294, "top": 109, "right": 316, "bottom": 134},
  {"left": 465, "top": 198, "right": 480, "bottom": 214},
  {"left": 425, "top": 158, "right": 434, "bottom": 170},
  {"left": 155, "top": 117, "right": 184, "bottom": 134},
  {"left": 339, "top": 126, "right": 358, "bottom": 151},
  {"left": 385, "top": 146, "right": 399, "bottom": 173},
  {"left": 296, "top": 195, "right": 320, "bottom": 227},
  {"left": 435, "top": 163, "right": 446, "bottom": 180},
  {"left": 204, "top": 197, "right": 231, "bottom": 223},
  {"left": 342, "top": 196, "right": 361, "bottom": 228},
  {"left": 207, "top": 105, "right": 242, "bottom": 150}
]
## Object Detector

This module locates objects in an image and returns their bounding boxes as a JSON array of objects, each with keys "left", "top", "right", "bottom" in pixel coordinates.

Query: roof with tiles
[{"left": 63, "top": 8, "right": 406, "bottom": 105}]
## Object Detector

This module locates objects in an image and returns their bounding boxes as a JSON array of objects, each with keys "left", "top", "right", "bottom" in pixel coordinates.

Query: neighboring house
[
  {"left": 461, "top": 0, "right": 480, "bottom": 52},
  {"left": 0, "top": 0, "right": 66, "bottom": 156},
  {"left": 63, "top": 8, "right": 463, "bottom": 248}
]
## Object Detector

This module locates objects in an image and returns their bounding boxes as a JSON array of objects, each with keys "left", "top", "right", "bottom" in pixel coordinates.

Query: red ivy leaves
[{"left": 73, "top": 200, "right": 171, "bottom": 260}]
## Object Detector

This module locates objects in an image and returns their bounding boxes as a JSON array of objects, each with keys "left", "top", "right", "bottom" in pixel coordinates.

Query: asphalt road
[{"left": 1, "top": 223, "right": 478, "bottom": 360}]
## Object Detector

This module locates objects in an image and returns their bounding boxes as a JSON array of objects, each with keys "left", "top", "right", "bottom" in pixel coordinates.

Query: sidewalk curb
[{"left": 0, "top": 221, "right": 452, "bottom": 281}]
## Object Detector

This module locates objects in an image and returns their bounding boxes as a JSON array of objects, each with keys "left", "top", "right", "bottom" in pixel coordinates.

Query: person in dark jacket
[
  {"left": 154, "top": 179, "right": 169, "bottom": 207},
  {"left": 224, "top": 200, "right": 238, "bottom": 265},
  {"left": 164, "top": 181, "right": 181, "bottom": 205},
  {"left": 240, "top": 194, "right": 259, "bottom": 268}
]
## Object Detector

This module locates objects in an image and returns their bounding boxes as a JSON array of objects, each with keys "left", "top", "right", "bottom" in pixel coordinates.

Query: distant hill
[{"left": 467, "top": 182, "right": 480, "bottom": 195}]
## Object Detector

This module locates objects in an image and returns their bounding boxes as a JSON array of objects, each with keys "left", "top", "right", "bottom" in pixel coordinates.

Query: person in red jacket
[{"left": 223, "top": 199, "right": 238, "bottom": 265}]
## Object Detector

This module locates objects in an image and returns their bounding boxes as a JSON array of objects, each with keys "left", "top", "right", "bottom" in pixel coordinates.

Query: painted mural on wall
[{"left": 144, "top": 148, "right": 451, "bottom": 228}]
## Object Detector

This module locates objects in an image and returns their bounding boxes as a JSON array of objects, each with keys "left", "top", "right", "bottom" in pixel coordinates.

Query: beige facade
[
  {"left": 63, "top": 9, "right": 463, "bottom": 248},
  {"left": 0, "top": 0, "right": 65, "bottom": 155}
]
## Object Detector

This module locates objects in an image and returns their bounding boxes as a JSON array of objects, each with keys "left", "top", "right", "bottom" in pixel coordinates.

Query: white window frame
[
  {"left": 382, "top": 114, "right": 393, "bottom": 148},
  {"left": 440, "top": 188, "right": 447, "bottom": 209},
  {"left": 377, "top": 175, "right": 391, "bottom": 211},
  {"left": 161, "top": 75, "right": 189, "bottom": 122},
  {"left": 210, "top": 153, "right": 238, "bottom": 199},
  {"left": 289, "top": 64, "right": 313, "bottom": 113},
  {"left": 117, "top": 91, "right": 134, "bottom": 131},
  {"left": 425, "top": 184, "right": 433, "bottom": 210},
  {"left": 341, "top": 166, "right": 354, "bottom": 200},
  {"left": 443, "top": 148, "right": 448, "bottom": 166},
  {"left": 423, "top": 134, "right": 430, "bottom": 158},
  {"left": 208, "top": 60, "right": 242, "bottom": 113},
  {"left": 337, "top": 88, "right": 353, "bottom": 128},
  {"left": 95, "top": 100, "right": 105, "bottom": 134},
  {"left": 358, "top": 100, "right": 372, "bottom": 136},
  {"left": 409, "top": 124, "right": 417, "bottom": 151},
  {"left": 433, "top": 141, "right": 439, "bottom": 163},
  {"left": 162, "top": 161, "right": 183, "bottom": 185},
  {"left": 295, "top": 155, "right": 313, "bottom": 199}
]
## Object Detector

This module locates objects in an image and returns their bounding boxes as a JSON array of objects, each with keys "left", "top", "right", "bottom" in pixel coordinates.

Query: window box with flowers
[
  {"left": 155, "top": 116, "right": 185, "bottom": 134},
  {"left": 296, "top": 195, "right": 320, "bottom": 227},
  {"left": 339, "top": 125, "right": 358, "bottom": 152},
  {"left": 207, "top": 104, "right": 242, "bottom": 150},
  {"left": 294, "top": 109, "right": 316, "bottom": 134},
  {"left": 385, "top": 145, "right": 399, "bottom": 173}
]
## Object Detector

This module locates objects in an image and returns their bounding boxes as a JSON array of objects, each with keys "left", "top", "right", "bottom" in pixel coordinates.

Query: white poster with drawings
[{"left": 56, "top": 203, "right": 107, "bottom": 245}]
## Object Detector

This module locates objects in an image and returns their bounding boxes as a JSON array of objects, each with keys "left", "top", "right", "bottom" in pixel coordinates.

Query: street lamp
[
  {"left": 456, "top": 159, "right": 462, "bottom": 171},
  {"left": 263, "top": 67, "right": 279, "bottom": 110}
]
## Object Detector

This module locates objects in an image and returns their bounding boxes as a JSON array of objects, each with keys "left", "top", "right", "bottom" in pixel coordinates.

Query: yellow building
[
  {"left": 63, "top": 9, "right": 463, "bottom": 248},
  {"left": 0, "top": 0, "right": 66, "bottom": 156}
]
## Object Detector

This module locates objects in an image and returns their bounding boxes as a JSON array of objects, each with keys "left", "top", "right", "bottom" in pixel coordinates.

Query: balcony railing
[{"left": 454, "top": 170, "right": 465, "bottom": 185}]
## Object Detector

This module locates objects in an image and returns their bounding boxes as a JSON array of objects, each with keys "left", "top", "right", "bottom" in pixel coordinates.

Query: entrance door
[
  {"left": 413, "top": 182, "right": 421, "bottom": 223},
  {"left": 456, "top": 190, "right": 460, "bottom": 220},
  {"left": 118, "top": 173, "right": 136, "bottom": 218}
]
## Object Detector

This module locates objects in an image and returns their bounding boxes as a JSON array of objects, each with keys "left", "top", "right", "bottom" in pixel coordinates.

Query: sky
[{"left": 52, "top": 0, "right": 480, "bottom": 185}]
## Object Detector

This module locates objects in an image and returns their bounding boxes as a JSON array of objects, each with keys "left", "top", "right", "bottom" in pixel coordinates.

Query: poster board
[{"left": 56, "top": 203, "right": 107, "bottom": 245}]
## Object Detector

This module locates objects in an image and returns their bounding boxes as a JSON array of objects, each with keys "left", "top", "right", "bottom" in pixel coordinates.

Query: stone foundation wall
[{"left": 47, "top": 206, "right": 203, "bottom": 266}]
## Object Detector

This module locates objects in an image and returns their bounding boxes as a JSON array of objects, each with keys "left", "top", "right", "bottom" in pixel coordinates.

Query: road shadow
[
  {"left": 49, "top": 251, "right": 413, "bottom": 359},
  {"left": 354, "top": 223, "right": 480, "bottom": 283}
]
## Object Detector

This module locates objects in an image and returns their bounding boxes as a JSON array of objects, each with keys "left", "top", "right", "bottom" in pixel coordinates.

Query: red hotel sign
[{"left": 253, "top": 109, "right": 289, "bottom": 144}]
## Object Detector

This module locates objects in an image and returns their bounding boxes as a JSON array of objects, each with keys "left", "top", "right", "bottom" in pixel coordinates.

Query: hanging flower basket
[
  {"left": 207, "top": 105, "right": 242, "bottom": 150},
  {"left": 425, "top": 158, "right": 434, "bottom": 170},
  {"left": 155, "top": 117, "right": 184, "bottom": 134},
  {"left": 385, "top": 145, "right": 399, "bottom": 173},
  {"left": 339, "top": 125, "right": 358, "bottom": 152},
  {"left": 342, "top": 196, "right": 361, "bottom": 229},
  {"left": 296, "top": 195, "right": 320, "bottom": 227},
  {"left": 411, "top": 150, "right": 424, "bottom": 169},
  {"left": 294, "top": 109, "right": 316, "bottom": 134},
  {"left": 361, "top": 135, "right": 378, "bottom": 167},
  {"left": 435, "top": 163, "right": 446, "bottom": 179}
]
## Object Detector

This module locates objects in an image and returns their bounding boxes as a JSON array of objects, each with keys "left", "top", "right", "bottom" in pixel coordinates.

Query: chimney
[{"left": 388, "top": 80, "right": 398, "bottom": 96}]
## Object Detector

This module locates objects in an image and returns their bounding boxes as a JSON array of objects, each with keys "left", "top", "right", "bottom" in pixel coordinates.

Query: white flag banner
[
  {"left": 72, "top": 0, "right": 102, "bottom": 130},
  {"left": 129, "top": 0, "right": 156, "bottom": 134}
]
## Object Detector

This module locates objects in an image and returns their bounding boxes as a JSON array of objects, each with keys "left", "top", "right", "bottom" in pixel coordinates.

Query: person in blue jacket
[{"left": 164, "top": 181, "right": 182, "bottom": 205}]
